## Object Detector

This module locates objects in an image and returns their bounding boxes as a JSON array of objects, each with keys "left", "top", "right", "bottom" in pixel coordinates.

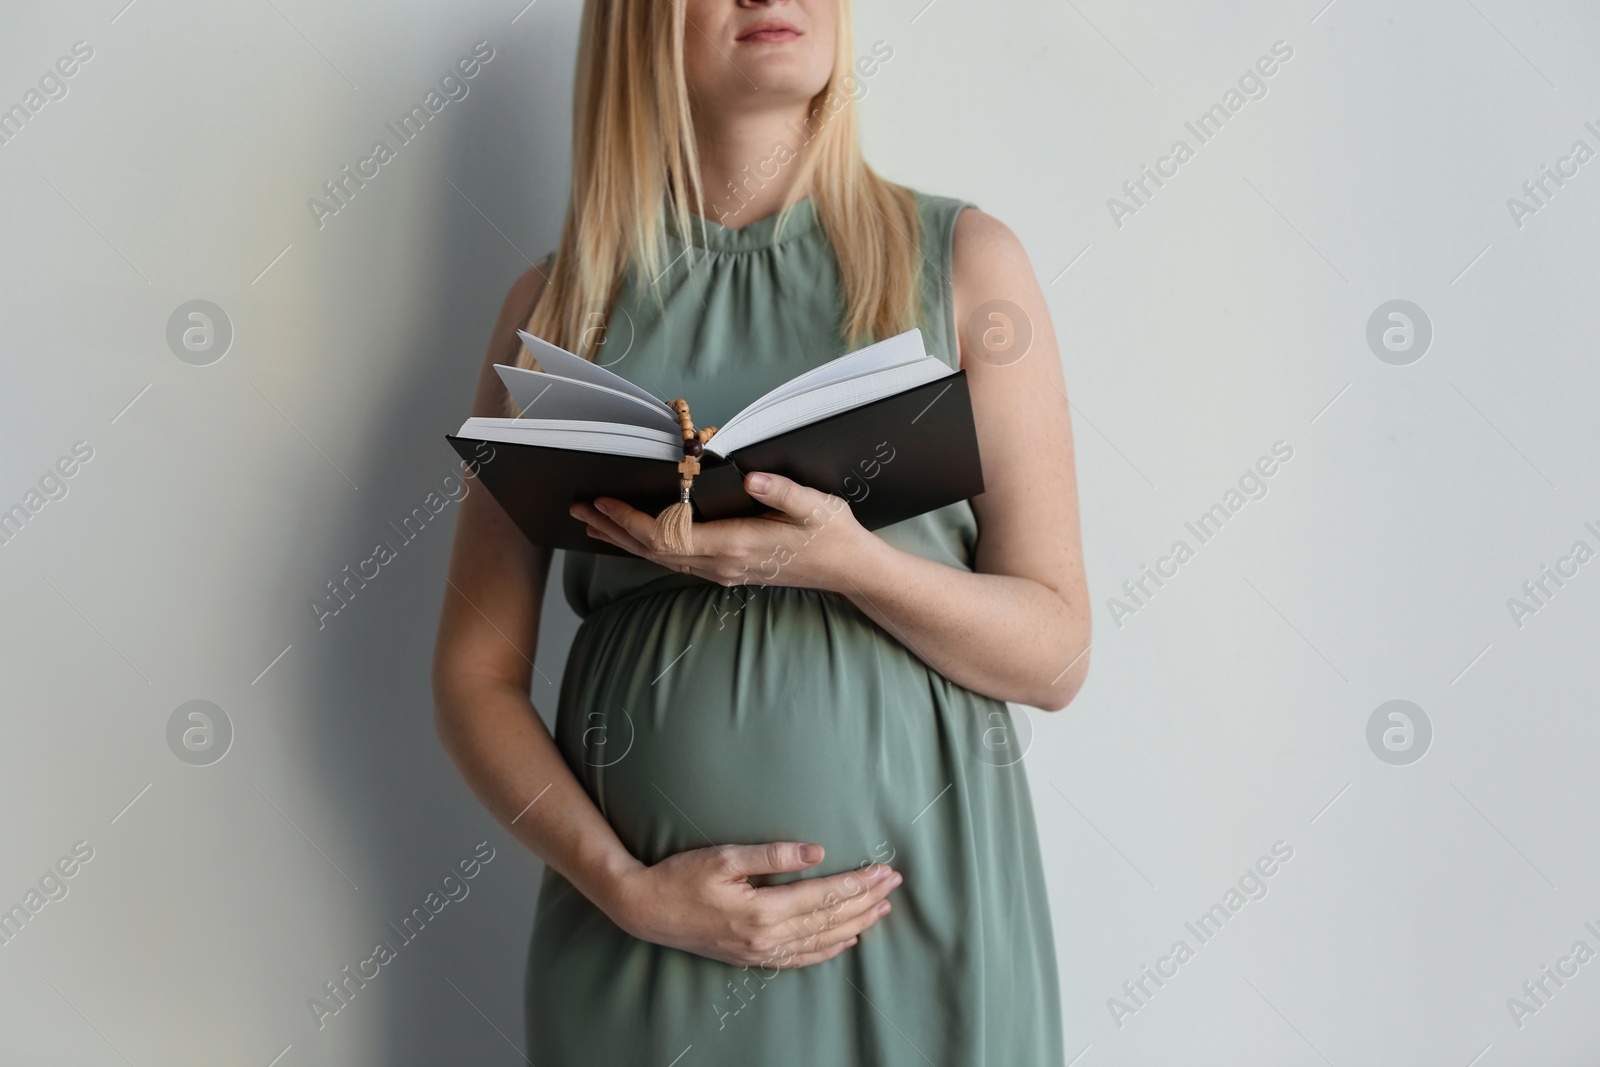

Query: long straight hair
[{"left": 510, "top": 0, "right": 921, "bottom": 401}]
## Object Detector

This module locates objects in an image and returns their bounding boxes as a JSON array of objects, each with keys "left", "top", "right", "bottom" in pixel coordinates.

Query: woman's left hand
[{"left": 570, "top": 472, "right": 876, "bottom": 593}]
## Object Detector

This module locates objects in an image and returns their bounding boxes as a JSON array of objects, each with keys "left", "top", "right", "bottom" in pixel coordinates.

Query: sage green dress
[{"left": 525, "top": 191, "right": 1065, "bottom": 1065}]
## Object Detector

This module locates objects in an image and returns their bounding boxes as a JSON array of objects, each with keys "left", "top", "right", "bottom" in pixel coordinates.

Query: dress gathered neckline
[{"left": 670, "top": 195, "right": 820, "bottom": 253}]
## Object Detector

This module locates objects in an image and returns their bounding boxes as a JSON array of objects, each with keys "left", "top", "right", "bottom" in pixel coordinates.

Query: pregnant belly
[{"left": 554, "top": 583, "right": 987, "bottom": 877}]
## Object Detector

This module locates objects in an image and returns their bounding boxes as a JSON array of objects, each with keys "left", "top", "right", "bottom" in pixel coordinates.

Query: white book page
[
  {"left": 515, "top": 330, "right": 669, "bottom": 411},
  {"left": 722, "top": 329, "right": 927, "bottom": 426},
  {"left": 707, "top": 358, "right": 952, "bottom": 457},
  {"left": 459, "top": 416, "right": 680, "bottom": 461},
  {"left": 494, "top": 365, "right": 679, "bottom": 431},
  {"left": 483, "top": 327, "right": 943, "bottom": 460}
]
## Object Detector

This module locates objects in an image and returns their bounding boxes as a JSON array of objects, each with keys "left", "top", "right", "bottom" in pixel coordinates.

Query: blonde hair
[{"left": 512, "top": 0, "right": 921, "bottom": 395}]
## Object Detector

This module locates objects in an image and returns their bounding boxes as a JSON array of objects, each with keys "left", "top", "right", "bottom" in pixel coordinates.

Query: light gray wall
[{"left": 2, "top": 0, "right": 1596, "bottom": 1063}]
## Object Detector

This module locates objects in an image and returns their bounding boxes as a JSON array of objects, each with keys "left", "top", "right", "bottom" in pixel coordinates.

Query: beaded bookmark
[{"left": 651, "top": 399, "right": 717, "bottom": 554}]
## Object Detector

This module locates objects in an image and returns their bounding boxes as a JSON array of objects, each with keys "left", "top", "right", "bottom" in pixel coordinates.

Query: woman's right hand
[{"left": 603, "top": 842, "right": 903, "bottom": 969}]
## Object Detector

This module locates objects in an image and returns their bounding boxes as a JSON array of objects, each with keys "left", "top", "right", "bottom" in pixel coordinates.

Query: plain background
[{"left": 3, "top": 0, "right": 1599, "bottom": 1063}]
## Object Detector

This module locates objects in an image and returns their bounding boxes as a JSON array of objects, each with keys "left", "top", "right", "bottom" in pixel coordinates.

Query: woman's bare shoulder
[
  {"left": 469, "top": 259, "right": 554, "bottom": 417},
  {"left": 499, "top": 260, "right": 554, "bottom": 340},
  {"left": 948, "top": 209, "right": 1042, "bottom": 349},
  {"left": 951, "top": 208, "right": 1031, "bottom": 281}
]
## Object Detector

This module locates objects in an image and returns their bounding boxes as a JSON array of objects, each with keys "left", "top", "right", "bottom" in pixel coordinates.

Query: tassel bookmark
[{"left": 651, "top": 398, "right": 716, "bottom": 554}]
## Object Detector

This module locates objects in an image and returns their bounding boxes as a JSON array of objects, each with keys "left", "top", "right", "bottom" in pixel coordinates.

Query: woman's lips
[{"left": 737, "top": 24, "right": 801, "bottom": 43}]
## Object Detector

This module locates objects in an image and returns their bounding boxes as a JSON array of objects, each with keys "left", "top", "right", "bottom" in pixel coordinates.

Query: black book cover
[{"left": 445, "top": 370, "right": 983, "bottom": 555}]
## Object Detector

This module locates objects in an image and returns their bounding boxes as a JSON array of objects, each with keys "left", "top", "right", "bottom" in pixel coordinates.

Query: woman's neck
[{"left": 692, "top": 106, "right": 812, "bottom": 228}]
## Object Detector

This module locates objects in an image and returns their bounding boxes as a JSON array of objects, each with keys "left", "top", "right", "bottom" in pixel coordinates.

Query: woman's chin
[{"left": 736, "top": 58, "right": 832, "bottom": 96}]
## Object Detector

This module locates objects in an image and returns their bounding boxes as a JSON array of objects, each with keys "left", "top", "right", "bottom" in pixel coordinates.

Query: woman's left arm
[
  {"left": 836, "top": 208, "right": 1090, "bottom": 710},
  {"left": 577, "top": 209, "right": 1091, "bottom": 710}
]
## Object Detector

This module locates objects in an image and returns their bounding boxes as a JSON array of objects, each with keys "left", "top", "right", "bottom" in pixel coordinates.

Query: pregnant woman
[{"left": 432, "top": 1, "right": 1091, "bottom": 1062}]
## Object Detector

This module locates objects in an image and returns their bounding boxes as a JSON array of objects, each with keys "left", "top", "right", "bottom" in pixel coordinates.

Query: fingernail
[
  {"left": 594, "top": 499, "right": 612, "bottom": 514},
  {"left": 800, "top": 844, "right": 822, "bottom": 863},
  {"left": 877, "top": 901, "right": 892, "bottom": 915},
  {"left": 568, "top": 505, "right": 581, "bottom": 519},
  {"left": 747, "top": 473, "right": 771, "bottom": 493},
  {"left": 888, "top": 872, "right": 903, "bottom": 888}
]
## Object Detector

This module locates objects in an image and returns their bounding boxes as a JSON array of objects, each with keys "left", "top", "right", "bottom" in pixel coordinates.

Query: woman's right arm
[{"left": 431, "top": 266, "right": 903, "bottom": 969}]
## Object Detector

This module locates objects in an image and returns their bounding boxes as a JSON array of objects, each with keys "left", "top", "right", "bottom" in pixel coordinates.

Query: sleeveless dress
[{"left": 525, "top": 191, "right": 1066, "bottom": 1066}]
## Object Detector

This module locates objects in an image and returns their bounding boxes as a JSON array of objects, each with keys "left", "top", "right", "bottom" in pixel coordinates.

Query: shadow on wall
[{"left": 294, "top": 27, "right": 583, "bottom": 1066}]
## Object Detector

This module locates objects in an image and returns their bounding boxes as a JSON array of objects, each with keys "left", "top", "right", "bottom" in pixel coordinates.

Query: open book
[{"left": 446, "top": 328, "right": 984, "bottom": 554}]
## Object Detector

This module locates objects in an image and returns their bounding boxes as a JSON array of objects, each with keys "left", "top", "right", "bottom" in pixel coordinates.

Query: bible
[{"left": 445, "top": 327, "right": 984, "bottom": 555}]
